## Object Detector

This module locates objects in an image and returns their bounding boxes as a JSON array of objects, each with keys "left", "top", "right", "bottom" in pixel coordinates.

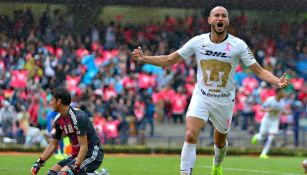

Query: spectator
[
  {"left": 24, "top": 125, "right": 48, "bottom": 148},
  {"left": 104, "top": 116, "right": 120, "bottom": 145},
  {"left": 171, "top": 86, "right": 188, "bottom": 124},
  {"left": 0, "top": 100, "right": 17, "bottom": 138}
]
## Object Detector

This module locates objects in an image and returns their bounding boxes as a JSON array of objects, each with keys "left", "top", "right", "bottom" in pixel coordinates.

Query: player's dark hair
[
  {"left": 276, "top": 87, "right": 283, "bottom": 94},
  {"left": 51, "top": 87, "right": 71, "bottom": 105}
]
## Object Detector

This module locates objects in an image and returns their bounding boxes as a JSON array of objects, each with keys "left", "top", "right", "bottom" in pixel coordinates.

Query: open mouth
[{"left": 217, "top": 22, "right": 224, "bottom": 28}]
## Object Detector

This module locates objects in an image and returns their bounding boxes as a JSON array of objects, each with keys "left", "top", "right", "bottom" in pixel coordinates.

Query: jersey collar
[{"left": 209, "top": 33, "right": 229, "bottom": 44}]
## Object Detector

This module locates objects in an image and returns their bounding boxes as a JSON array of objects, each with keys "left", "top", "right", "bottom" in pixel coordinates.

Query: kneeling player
[{"left": 31, "top": 88, "right": 104, "bottom": 175}]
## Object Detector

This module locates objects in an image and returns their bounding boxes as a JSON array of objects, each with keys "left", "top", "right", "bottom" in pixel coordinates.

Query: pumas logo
[{"left": 200, "top": 59, "right": 232, "bottom": 92}]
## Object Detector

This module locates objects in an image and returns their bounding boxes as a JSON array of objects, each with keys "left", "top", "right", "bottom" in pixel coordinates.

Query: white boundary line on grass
[{"left": 198, "top": 165, "right": 303, "bottom": 175}]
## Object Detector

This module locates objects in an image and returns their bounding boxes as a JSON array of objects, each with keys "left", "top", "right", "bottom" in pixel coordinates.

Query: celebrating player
[{"left": 132, "top": 6, "right": 289, "bottom": 175}]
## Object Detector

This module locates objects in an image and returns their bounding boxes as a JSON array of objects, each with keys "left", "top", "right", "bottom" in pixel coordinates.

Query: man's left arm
[
  {"left": 67, "top": 135, "right": 88, "bottom": 174},
  {"left": 75, "top": 135, "right": 88, "bottom": 166},
  {"left": 72, "top": 111, "right": 90, "bottom": 173},
  {"left": 248, "top": 62, "right": 290, "bottom": 88}
]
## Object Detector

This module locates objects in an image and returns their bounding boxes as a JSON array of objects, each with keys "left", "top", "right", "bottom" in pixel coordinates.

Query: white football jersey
[
  {"left": 262, "top": 96, "right": 285, "bottom": 120},
  {"left": 177, "top": 33, "right": 256, "bottom": 104}
]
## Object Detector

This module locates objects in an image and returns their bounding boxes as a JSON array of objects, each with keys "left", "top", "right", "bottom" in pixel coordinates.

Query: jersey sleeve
[
  {"left": 177, "top": 36, "right": 198, "bottom": 59},
  {"left": 52, "top": 120, "right": 62, "bottom": 140},
  {"left": 238, "top": 41, "right": 256, "bottom": 67},
  {"left": 76, "top": 112, "right": 89, "bottom": 136}
]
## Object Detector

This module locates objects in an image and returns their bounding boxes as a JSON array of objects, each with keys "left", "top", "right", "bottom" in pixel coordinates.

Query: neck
[
  {"left": 210, "top": 31, "right": 227, "bottom": 43},
  {"left": 59, "top": 105, "right": 70, "bottom": 116},
  {"left": 275, "top": 96, "right": 281, "bottom": 101}
]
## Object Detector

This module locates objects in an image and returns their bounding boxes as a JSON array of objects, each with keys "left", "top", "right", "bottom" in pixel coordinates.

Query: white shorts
[
  {"left": 186, "top": 87, "right": 234, "bottom": 134},
  {"left": 259, "top": 117, "right": 279, "bottom": 135}
]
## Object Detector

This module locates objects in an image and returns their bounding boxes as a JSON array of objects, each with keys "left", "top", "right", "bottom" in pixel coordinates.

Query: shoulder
[
  {"left": 53, "top": 113, "right": 61, "bottom": 123},
  {"left": 189, "top": 33, "right": 209, "bottom": 44},
  {"left": 227, "top": 34, "right": 244, "bottom": 44},
  {"left": 69, "top": 107, "right": 88, "bottom": 121},
  {"left": 198, "top": 33, "right": 209, "bottom": 39}
]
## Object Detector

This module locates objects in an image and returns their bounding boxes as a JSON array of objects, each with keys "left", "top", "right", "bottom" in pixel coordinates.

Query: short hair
[
  {"left": 275, "top": 87, "right": 284, "bottom": 94},
  {"left": 51, "top": 87, "right": 71, "bottom": 105},
  {"left": 209, "top": 6, "right": 228, "bottom": 17}
]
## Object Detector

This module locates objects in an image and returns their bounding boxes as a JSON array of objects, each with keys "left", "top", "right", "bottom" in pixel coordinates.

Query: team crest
[{"left": 200, "top": 59, "right": 232, "bottom": 92}]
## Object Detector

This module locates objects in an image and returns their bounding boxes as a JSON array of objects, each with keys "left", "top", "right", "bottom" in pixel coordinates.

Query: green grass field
[{"left": 0, "top": 154, "right": 304, "bottom": 175}]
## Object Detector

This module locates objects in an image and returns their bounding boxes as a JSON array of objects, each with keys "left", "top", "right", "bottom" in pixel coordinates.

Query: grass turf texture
[{"left": 0, "top": 154, "right": 304, "bottom": 175}]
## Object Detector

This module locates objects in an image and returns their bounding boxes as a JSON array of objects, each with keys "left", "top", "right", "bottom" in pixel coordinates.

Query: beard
[{"left": 212, "top": 25, "right": 227, "bottom": 35}]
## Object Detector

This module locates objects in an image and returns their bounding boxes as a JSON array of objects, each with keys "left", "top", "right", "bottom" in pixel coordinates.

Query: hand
[
  {"left": 31, "top": 158, "right": 45, "bottom": 175},
  {"left": 71, "top": 164, "right": 81, "bottom": 174},
  {"left": 279, "top": 73, "right": 290, "bottom": 88},
  {"left": 132, "top": 47, "right": 144, "bottom": 64},
  {"left": 31, "top": 162, "right": 40, "bottom": 175}
]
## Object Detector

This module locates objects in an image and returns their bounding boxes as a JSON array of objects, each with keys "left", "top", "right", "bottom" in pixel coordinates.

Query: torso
[
  {"left": 52, "top": 107, "right": 100, "bottom": 157},
  {"left": 178, "top": 33, "right": 256, "bottom": 105}
]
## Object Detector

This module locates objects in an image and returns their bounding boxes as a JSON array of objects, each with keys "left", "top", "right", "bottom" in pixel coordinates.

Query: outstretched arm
[
  {"left": 248, "top": 62, "right": 290, "bottom": 88},
  {"left": 132, "top": 47, "right": 183, "bottom": 67}
]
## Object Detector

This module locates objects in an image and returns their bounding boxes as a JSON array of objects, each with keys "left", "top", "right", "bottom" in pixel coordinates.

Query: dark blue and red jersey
[{"left": 52, "top": 107, "right": 101, "bottom": 158}]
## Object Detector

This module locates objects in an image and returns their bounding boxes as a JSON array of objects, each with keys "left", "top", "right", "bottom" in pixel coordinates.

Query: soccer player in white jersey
[
  {"left": 132, "top": 6, "right": 290, "bottom": 175},
  {"left": 251, "top": 88, "right": 289, "bottom": 158}
]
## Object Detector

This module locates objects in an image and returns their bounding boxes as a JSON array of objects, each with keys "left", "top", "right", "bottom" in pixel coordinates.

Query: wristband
[{"left": 37, "top": 157, "right": 45, "bottom": 165}]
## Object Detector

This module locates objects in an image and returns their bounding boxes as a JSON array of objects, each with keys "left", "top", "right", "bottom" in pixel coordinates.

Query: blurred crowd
[{"left": 0, "top": 8, "right": 306, "bottom": 147}]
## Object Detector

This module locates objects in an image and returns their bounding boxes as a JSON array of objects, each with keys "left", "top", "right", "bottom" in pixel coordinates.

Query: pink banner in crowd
[
  {"left": 66, "top": 75, "right": 81, "bottom": 95},
  {"left": 10, "top": 70, "right": 28, "bottom": 88}
]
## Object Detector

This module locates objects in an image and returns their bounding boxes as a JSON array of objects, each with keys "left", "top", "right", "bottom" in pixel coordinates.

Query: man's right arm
[
  {"left": 132, "top": 36, "right": 198, "bottom": 67},
  {"left": 31, "top": 138, "right": 59, "bottom": 175},
  {"left": 132, "top": 48, "right": 183, "bottom": 67},
  {"left": 40, "top": 138, "right": 59, "bottom": 161},
  {"left": 40, "top": 117, "right": 62, "bottom": 161},
  {"left": 32, "top": 119, "right": 62, "bottom": 175}
]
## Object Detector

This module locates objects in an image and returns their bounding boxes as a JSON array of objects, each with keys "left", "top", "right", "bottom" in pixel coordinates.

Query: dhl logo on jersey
[{"left": 202, "top": 50, "right": 231, "bottom": 58}]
